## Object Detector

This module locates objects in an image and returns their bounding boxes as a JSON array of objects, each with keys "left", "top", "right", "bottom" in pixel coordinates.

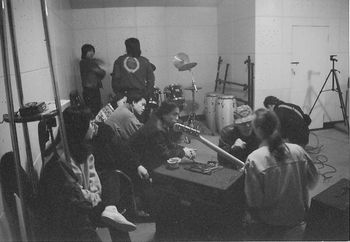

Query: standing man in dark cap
[
  {"left": 263, "top": 96, "right": 311, "bottom": 147},
  {"left": 111, "top": 38, "right": 155, "bottom": 122}
]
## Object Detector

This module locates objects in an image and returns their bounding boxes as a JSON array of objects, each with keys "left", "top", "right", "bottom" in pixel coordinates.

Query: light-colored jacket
[
  {"left": 70, "top": 154, "right": 102, "bottom": 207},
  {"left": 244, "top": 143, "right": 319, "bottom": 226},
  {"left": 105, "top": 105, "right": 143, "bottom": 140}
]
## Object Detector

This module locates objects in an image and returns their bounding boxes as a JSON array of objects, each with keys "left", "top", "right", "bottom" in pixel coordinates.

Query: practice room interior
[{"left": 0, "top": 0, "right": 349, "bottom": 241}]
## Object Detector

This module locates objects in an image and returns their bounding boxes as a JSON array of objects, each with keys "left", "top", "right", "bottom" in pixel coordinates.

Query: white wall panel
[
  {"left": 72, "top": 8, "right": 106, "bottom": 29},
  {"left": 256, "top": 0, "right": 282, "bottom": 16},
  {"left": 166, "top": 7, "right": 217, "bottom": 26},
  {"left": 137, "top": 27, "right": 167, "bottom": 57},
  {"left": 136, "top": 7, "right": 166, "bottom": 26},
  {"left": 105, "top": 27, "right": 137, "bottom": 64},
  {"left": 255, "top": 17, "right": 283, "bottom": 53},
  {"left": 104, "top": 7, "right": 136, "bottom": 28}
]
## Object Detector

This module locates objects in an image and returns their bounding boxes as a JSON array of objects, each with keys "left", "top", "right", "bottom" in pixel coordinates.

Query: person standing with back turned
[
  {"left": 244, "top": 109, "right": 318, "bottom": 240},
  {"left": 111, "top": 38, "right": 155, "bottom": 122}
]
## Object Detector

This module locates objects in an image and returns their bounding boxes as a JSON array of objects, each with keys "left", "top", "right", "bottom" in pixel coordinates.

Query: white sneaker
[{"left": 101, "top": 206, "right": 137, "bottom": 232}]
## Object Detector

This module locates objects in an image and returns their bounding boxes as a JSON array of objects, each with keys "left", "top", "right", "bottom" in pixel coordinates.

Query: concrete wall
[
  {"left": 0, "top": 0, "right": 74, "bottom": 240},
  {"left": 71, "top": 6, "right": 218, "bottom": 115}
]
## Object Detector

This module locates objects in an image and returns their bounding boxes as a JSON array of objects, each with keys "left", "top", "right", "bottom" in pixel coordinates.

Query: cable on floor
[{"left": 305, "top": 132, "right": 337, "bottom": 182}]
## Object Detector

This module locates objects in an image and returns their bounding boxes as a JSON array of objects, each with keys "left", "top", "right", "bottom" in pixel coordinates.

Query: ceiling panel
[{"left": 70, "top": 0, "right": 223, "bottom": 9}]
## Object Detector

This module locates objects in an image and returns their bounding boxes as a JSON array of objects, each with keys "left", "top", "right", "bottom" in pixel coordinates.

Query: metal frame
[
  {"left": 0, "top": 0, "right": 71, "bottom": 240},
  {"left": 0, "top": 0, "right": 29, "bottom": 240},
  {"left": 215, "top": 55, "right": 255, "bottom": 109}
]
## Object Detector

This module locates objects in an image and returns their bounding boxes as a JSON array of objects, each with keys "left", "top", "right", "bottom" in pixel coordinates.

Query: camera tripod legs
[{"left": 309, "top": 68, "right": 349, "bottom": 129}]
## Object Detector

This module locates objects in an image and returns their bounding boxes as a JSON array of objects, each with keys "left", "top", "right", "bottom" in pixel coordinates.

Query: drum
[
  {"left": 149, "top": 87, "right": 161, "bottom": 108},
  {"left": 163, "top": 84, "right": 184, "bottom": 102},
  {"left": 216, "top": 95, "right": 237, "bottom": 132},
  {"left": 204, "top": 92, "right": 219, "bottom": 133}
]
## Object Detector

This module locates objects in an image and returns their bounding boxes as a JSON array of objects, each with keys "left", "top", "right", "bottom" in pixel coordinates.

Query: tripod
[{"left": 309, "top": 55, "right": 349, "bottom": 129}]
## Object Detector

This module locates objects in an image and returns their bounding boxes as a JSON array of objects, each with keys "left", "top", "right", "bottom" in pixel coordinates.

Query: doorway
[{"left": 291, "top": 25, "right": 329, "bottom": 129}]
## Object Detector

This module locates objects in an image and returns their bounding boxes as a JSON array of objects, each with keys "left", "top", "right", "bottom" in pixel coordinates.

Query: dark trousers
[
  {"left": 90, "top": 170, "right": 131, "bottom": 242},
  {"left": 83, "top": 87, "right": 102, "bottom": 116}
]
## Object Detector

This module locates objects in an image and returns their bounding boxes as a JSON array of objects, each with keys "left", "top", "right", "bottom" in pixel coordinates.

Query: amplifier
[
  {"left": 304, "top": 178, "right": 349, "bottom": 240},
  {"left": 152, "top": 164, "right": 245, "bottom": 241}
]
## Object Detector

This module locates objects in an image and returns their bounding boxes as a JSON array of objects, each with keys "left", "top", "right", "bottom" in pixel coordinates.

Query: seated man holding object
[{"left": 218, "top": 105, "right": 260, "bottom": 169}]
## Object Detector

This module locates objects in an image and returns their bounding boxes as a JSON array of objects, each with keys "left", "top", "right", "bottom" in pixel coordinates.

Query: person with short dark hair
[
  {"left": 111, "top": 38, "right": 155, "bottom": 123},
  {"left": 218, "top": 105, "right": 260, "bottom": 169},
  {"left": 111, "top": 38, "right": 154, "bottom": 99},
  {"left": 105, "top": 93, "right": 146, "bottom": 140},
  {"left": 128, "top": 101, "right": 196, "bottom": 214},
  {"left": 129, "top": 101, "right": 196, "bottom": 172},
  {"left": 263, "top": 96, "right": 311, "bottom": 147},
  {"left": 80, "top": 44, "right": 106, "bottom": 116},
  {"left": 244, "top": 109, "right": 318, "bottom": 240}
]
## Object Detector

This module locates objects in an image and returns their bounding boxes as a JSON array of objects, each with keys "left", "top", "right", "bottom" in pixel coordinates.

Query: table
[{"left": 152, "top": 163, "right": 245, "bottom": 241}]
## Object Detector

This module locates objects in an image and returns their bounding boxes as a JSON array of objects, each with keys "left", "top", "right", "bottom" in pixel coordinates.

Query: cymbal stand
[
  {"left": 309, "top": 55, "right": 349, "bottom": 130},
  {"left": 186, "top": 70, "right": 200, "bottom": 126},
  {"left": 183, "top": 70, "right": 200, "bottom": 144}
]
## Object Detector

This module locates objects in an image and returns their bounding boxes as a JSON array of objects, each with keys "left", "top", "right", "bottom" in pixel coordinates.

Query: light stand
[{"left": 309, "top": 55, "right": 349, "bottom": 129}]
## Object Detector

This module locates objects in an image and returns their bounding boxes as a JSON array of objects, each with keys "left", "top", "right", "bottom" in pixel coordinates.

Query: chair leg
[{"left": 109, "top": 228, "right": 131, "bottom": 242}]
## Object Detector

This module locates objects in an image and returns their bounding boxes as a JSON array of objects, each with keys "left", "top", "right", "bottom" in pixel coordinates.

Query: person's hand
[
  {"left": 137, "top": 165, "right": 149, "bottom": 180},
  {"left": 183, "top": 147, "right": 197, "bottom": 160},
  {"left": 231, "top": 138, "right": 246, "bottom": 149}
]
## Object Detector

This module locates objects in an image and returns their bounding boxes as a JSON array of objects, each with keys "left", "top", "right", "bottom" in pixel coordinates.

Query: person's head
[
  {"left": 63, "top": 106, "right": 96, "bottom": 163},
  {"left": 156, "top": 101, "right": 180, "bottom": 128},
  {"left": 81, "top": 44, "right": 95, "bottom": 59},
  {"left": 252, "top": 108, "right": 287, "bottom": 161},
  {"left": 263, "top": 96, "right": 283, "bottom": 111},
  {"left": 110, "top": 93, "right": 127, "bottom": 109},
  {"left": 127, "top": 93, "right": 146, "bottom": 115},
  {"left": 234, "top": 105, "right": 255, "bottom": 137},
  {"left": 125, "top": 38, "right": 141, "bottom": 58}
]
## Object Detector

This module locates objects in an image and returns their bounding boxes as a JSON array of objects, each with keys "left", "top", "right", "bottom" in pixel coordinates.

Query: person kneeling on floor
[{"left": 218, "top": 105, "right": 260, "bottom": 169}]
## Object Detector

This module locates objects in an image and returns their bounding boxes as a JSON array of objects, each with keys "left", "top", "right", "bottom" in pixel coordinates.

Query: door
[{"left": 291, "top": 26, "right": 329, "bottom": 129}]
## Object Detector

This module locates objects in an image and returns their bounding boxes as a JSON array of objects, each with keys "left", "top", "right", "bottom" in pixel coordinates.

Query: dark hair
[
  {"left": 155, "top": 101, "right": 179, "bottom": 119},
  {"left": 125, "top": 38, "right": 141, "bottom": 58},
  {"left": 263, "top": 96, "right": 283, "bottom": 108},
  {"left": 253, "top": 108, "right": 287, "bottom": 161},
  {"left": 63, "top": 106, "right": 93, "bottom": 163},
  {"left": 110, "top": 93, "right": 126, "bottom": 109},
  {"left": 81, "top": 44, "right": 95, "bottom": 59},
  {"left": 127, "top": 93, "right": 145, "bottom": 105}
]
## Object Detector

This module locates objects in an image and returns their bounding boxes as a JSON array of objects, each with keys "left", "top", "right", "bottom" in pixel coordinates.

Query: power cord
[{"left": 305, "top": 132, "right": 337, "bottom": 182}]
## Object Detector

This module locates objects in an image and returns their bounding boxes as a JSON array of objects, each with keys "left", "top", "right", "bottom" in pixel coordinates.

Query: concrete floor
[{"left": 98, "top": 127, "right": 349, "bottom": 241}]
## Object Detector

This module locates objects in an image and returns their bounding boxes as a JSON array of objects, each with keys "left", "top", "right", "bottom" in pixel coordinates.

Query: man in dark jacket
[
  {"left": 128, "top": 101, "right": 196, "bottom": 214},
  {"left": 92, "top": 121, "right": 148, "bottom": 180},
  {"left": 218, "top": 105, "right": 260, "bottom": 169},
  {"left": 80, "top": 44, "right": 106, "bottom": 116},
  {"left": 263, "top": 96, "right": 311, "bottom": 147}
]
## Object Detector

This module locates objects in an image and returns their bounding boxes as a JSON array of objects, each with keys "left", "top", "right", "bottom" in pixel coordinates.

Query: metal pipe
[
  {"left": 0, "top": 0, "right": 29, "bottom": 240},
  {"left": 6, "top": 0, "right": 37, "bottom": 193},
  {"left": 173, "top": 123, "right": 245, "bottom": 168},
  {"left": 40, "top": 0, "right": 70, "bottom": 162},
  {"left": 250, "top": 62, "right": 255, "bottom": 109}
]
